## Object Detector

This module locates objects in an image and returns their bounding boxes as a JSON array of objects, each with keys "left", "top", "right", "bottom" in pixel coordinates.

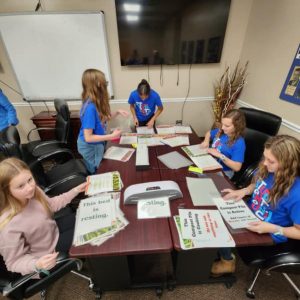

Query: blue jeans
[
  {"left": 219, "top": 248, "right": 233, "bottom": 260},
  {"left": 77, "top": 138, "right": 105, "bottom": 174}
]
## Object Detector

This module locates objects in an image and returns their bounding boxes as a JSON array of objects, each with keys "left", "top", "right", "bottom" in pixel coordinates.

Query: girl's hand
[
  {"left": 134, "top": 117, "right": 139, "bottom": 126},
  {"left": 117, "top": 109, "right": 129, "bottom": 117},
  {"left": 199, "top": 141, "right": 209, "bottom": 149},
  {"left": 207, "top": 148, "right": 221, "bottom": 158},
  {"left": 112, "top": 128, "right": 122, "bottom": 138},
  {"left": 222, "top": 188, "right": 246, "bottom": 201},
  {"left": 246, "top": 221, "right": 276, "bottom": 234},
  {"left": 35, "top": 252, "right": 59, "bottom": 270},
  {"left": 73, "top": 182, "right": 87, "bottom": 194},
  {"left": 147, "top": 119, "right": 155, "bottom": 128}
]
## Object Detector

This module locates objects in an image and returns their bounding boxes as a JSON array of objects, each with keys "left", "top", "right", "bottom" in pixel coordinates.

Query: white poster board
[{"left": 0, "top": 12, "right": 113, "bottom": 100}]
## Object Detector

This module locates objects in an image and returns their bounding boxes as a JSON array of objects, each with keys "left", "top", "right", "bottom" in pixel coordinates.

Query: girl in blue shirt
[
  {"left": 212, "top": 135, "right": 300, "bottom": 276},
  {"left": 128, "top": 79, "right": 163, "bottom": 128},
  {"left": 0, "top": 89, "right": 19, "bottom": 132},
  {"left": 77, "top": 69, "right": 128, "bottom": 174},
  {"left": 200, "top": 109, "right": 246, "bottom": 178}
]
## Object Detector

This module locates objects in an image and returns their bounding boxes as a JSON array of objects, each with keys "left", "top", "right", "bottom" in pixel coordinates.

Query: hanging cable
[
  {"left": 147, "top": 64, "right": 150, "bottom": 82},
  {"left": 177, "top": 64, "right": 180, "bottom": 86},
  {"left": 0, "top": 80, "right": 22, "bottom": 96},
  {"left": 180, "top": 63, "right": 192, "bottom": 124},
  {"left": 35, "top": 0, "right": 42, "bottom": 11},
  {"left": 160, "top": 64, "right": 163, "bottom": 86}
]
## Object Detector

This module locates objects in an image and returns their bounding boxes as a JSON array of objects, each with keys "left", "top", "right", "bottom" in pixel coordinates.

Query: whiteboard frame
[{"left": 0, "top": 11, "right": 114, "bottom": 101}]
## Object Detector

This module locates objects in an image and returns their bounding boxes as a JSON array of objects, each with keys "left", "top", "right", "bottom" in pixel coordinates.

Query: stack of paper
[
  {"left": 156, "top": 125, "right": 176, "bottom": 135},
  {"left": 157, "top": 151, "right": 193, "bottom": 169},
  {"left": 182, "top": 144, "right": 208, "bottom": 157},
  {"left": 174, "top": 125, "right": 192, "bottom": 134},
  {"left": 162, "top": 135, "right": 190, "bottom": 147},
  {"left": 136, "top": 126, "right": 155, "bottom": 134},
  {"left": 73, "top": 193, "right": 128, "bottom": 246},
  {"left": 175, "top": 209, "right": 235, "bottom": 250},
  {"left": 85, "top": 171, "right": 123, "bottom": 196},
  {"left": 104, "top": 146, "right": 135, "bottom": 162}
]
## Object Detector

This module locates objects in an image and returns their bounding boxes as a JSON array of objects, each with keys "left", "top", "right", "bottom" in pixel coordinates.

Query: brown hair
[
  {"left": 137, "top": 79, "right": 151, "bottom": 96},
  {"left": 0, "top": 157, "right": 51, "bottom": 230},
  {"left": 256, "top": 135, "right": 300, "bottom": 206},
  {"left": 81, "top": 69, "right": 111, "bottom": 122},
  {"left": 216, "top": 109, "right": 246, "bottom": 145}
]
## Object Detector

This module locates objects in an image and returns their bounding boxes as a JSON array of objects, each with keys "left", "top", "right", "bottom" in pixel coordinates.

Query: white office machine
[
  {"left": 136, "top": 144, "right": 149, "bottom": 170},
  {"left": 124, "top": 181, "right": 183, "bottom": 204}
]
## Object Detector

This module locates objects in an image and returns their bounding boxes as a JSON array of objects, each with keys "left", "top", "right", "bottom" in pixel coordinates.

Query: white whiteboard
[{"left": 0, "top": 12, "right": 113, "bottom": 100}]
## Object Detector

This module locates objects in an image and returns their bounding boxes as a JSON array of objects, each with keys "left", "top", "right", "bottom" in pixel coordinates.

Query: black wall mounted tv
[{"left": 115, "top": 0, "right": 231, "bottom": 66}]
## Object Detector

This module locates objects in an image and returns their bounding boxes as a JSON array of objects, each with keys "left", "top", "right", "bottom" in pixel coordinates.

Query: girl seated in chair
[
  {"left": 211, "top": 135, "right": 300, "bottom": 276},
  {"left": 200, "top": 109, "right": 246, "bottom": 178},
  {"left": 0, "top": 157, "right": 86, "bottom": 275}
]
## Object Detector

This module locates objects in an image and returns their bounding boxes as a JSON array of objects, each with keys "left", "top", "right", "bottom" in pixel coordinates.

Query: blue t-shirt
[
  {"left": 210, "top": 128, "right": 245, "bottom": 171},
  {"left": 248, "top": 174, "right": 300, "bottom": 243},
  {"left": 128, "top": 89, "right": 163, "bottom": 122},
  {"left": 78, "top": 100, "right": 106, "bottom": 144},
  {"left": 0, "top": 90, "right": 19, "bottom": 131}
]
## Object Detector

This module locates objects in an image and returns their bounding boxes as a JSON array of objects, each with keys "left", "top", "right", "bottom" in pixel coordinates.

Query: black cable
[
  {"left": 147, "top": 64, "right": 150, "bottom": 82},
  {"left": 160, "top": 64, "right": 163, "bottom": 86},
  {"left": 35, "top": 0, "right": 41, "bottom": 11},
  {"left": 180, "top": 64, "right": 192, "bottom": 124},
  {"left": 0, "top": 80, "right": 22, "bottom": 96},
  {"left": 177, "top": 64, "right": 179, "bottom": 86},
  {"left": 43, "top": 101, "right": 50, "bottom": 113}
]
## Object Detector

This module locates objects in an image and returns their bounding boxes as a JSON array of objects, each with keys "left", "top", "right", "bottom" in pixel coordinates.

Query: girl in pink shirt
[{"left": 0, "top": 157, "right": 86, "bottom": 275}]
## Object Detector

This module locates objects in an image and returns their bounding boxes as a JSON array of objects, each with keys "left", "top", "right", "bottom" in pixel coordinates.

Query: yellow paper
[{"left": 188, "top": 166, "right": 203, "bottom": 174}]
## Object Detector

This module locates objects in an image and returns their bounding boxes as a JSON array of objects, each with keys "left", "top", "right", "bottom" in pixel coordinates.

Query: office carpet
[{"left": 2, "top": 257, "right": 299, "bottom": 300}]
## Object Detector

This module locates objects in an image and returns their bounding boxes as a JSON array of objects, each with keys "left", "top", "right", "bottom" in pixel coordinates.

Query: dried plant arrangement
[{"left": 212, "top": 61, "right": 248, "bottom": 126}]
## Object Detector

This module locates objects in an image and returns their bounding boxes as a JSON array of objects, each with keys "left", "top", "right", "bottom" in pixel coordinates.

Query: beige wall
[
  {"left": 239, "top": 0, "right": 300, "bottom": 139},
  {"left": 0, "top": 0, "right": 286, "bottom": 143}
]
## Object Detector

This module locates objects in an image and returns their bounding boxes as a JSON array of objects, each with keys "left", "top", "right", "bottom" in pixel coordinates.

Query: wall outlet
[{"left": 176, "top": 120, "right": 182, "bottom": 125}]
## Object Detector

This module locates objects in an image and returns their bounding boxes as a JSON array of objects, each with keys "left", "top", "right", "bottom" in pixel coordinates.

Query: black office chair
[
  {"left": 239, "top": 107, "right": 282, "bottom": 136},
  {"left": 238, "top": 240, "right": 300, "bottom": 299},
  {"left": 231, "top": 107, "right": 282, "bottom": 188},
  {"left": 0, "top": 252, "right": 82, "bottom": 300},
  {"left": 25, "top": 99, "right": 73, "bottom": 161},
  {"left": 1, "top": 125, "right": 75, "bottom": 172},
  {"left": 231, "top": 128, "right": 270, "bottom": 188},
  {"left": 0, "top": 138, "right": 87, "bottom": 196}
]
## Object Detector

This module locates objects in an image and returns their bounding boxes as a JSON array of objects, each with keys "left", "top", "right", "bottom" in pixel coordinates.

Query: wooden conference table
[{"left": 69, "top": 130, "right": 272, "bottom": 295}]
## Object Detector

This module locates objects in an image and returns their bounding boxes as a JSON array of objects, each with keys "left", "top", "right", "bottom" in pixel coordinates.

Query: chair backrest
[
  {"left": 231, "top": 128, "right": 270, "bottom": 187},
  {"left": 54, "top": 99, "right": 70, "bottom": 143},
  {"left": 239, "top": 107, "right": 282, "bottom": 136}
]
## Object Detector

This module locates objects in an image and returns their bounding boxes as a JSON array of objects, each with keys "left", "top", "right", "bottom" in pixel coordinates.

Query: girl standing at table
[
  {"left": 77, "top": 69, "right": 129, "bottom": 174},
  {"left": 0, "top": 157, "right": 87, "bottom": 275},
  {"left": 128, "top": 79, "right": 163, "bottom": 128},
  {"left": 211, "top": 135, "right": 300, "bottom": 276},
  {"left": 200, "top": 109, "right": 246, "bottom": 178}
]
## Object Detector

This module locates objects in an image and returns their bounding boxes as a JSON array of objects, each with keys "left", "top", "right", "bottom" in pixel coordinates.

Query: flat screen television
[{"left": 115, "top": 0, "right": 231, "bottom": 66}]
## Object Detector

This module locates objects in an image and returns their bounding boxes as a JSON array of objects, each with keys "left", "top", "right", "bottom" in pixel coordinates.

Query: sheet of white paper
[
  {"left": 178, "top": 209, "right": 235, "bottom": 247},
  {"left": 137, "top": 136, "right": 164, "bottom": 146},
  {"left": 191, "top": 154, "right": 222, "bottom": 171},
  {"left": 162, "top": 135, "right": 190, "bottom": 147},
  {"left": 186, "top": 177, "right": 221, "bottom": 206},
  {"left": 137, "top": 197, "right": 171, "bottom": 219},
  {"left": 156, "top": 125, "right": 176, "bottom": 135},
  {"left": 175, "top": 125, "right": 192, "bottom": 134},
  {"left": 182, "top": 144, "right": 208, "bottom": 157},
  {"left": 213, "top": 197, "right": 258, "bottom": 229},
  {"left": 104, "top": 146, "right": 135, "bottom": 162},
  {"left": 136, "top": 126, "right": 155, "bottom": 134},
  {"left": 119, "top": 134, "right": 137, "bottom": 144},
  {"left": 158, "top": 151, "right": 193, "bottom": 169}
]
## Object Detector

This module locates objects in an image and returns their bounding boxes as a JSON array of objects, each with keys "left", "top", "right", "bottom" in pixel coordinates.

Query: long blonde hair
[
  {"left": 256, "top": 135, "right": 300, "bottom": 206},
  {"left": 216, "top": 109, "right": 246, "bottom": 145},
  {"left": 81, "top": 69, "right": 111, "bottom": 122},
  {"left": 0, "top": 158, "right": 51, "bottom": 230}
]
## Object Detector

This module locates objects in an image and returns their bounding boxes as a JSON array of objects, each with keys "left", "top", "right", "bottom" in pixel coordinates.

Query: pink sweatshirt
[{"left": 0, "top": 187, "right": 78, "bottom": 275}]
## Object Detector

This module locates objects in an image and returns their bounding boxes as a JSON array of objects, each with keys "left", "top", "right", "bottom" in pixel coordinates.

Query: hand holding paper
[
  {"left": 246, "top": 220, "right": 276, "bottom": 234},
  {"left": 222, "top": 188, "right": 246, "bottom": 201}
]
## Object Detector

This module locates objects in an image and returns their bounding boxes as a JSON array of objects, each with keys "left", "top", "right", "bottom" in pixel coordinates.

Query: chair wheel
[
  {"left": 156, "top": 287, "right": 163, "bottom": 297},
  {"left": 246, "top": 290, "right": 255, "bottom": 298}
]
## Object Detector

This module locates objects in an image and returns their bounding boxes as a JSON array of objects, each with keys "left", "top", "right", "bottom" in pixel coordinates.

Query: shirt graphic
[
  {"left": 212, "top": 138, "right": 222, "bottom": 152},
  {"left": 249, "top": 179, "right": 272, "bottom": 221},
  {"left": 136, "top": 102, "right": 151, "bottom": 116}
]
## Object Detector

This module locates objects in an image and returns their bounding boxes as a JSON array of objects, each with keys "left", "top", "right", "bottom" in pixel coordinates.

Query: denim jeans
[
  {"left": 219, "top": 248, "right": 233, "bottom": 260},
  {"left": 77, "top": 138, "right": 105, "bottom": 174}
]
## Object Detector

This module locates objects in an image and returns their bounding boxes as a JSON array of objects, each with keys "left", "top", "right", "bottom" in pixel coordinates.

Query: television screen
[{"left": 115, "top": 0, "right": 231, "bottom": 66}]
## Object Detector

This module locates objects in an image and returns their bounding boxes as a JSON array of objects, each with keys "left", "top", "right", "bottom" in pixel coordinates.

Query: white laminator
[{"left": 124, "top": 180, "right": 183, "bottom": 204}]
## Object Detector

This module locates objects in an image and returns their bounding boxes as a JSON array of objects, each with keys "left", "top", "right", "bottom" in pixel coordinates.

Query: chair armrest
[
  {"left": 27, "top": 127, "right": 56, "bottom": 142},
  {"left": 235, "top": 163, "right": 258, "bottom": 189},
  {"left": 32, "top": 141, "right": 68, "bottom": 156},
  {"left": 43, "top": 174, "right": 86, "bottom": 195}
]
